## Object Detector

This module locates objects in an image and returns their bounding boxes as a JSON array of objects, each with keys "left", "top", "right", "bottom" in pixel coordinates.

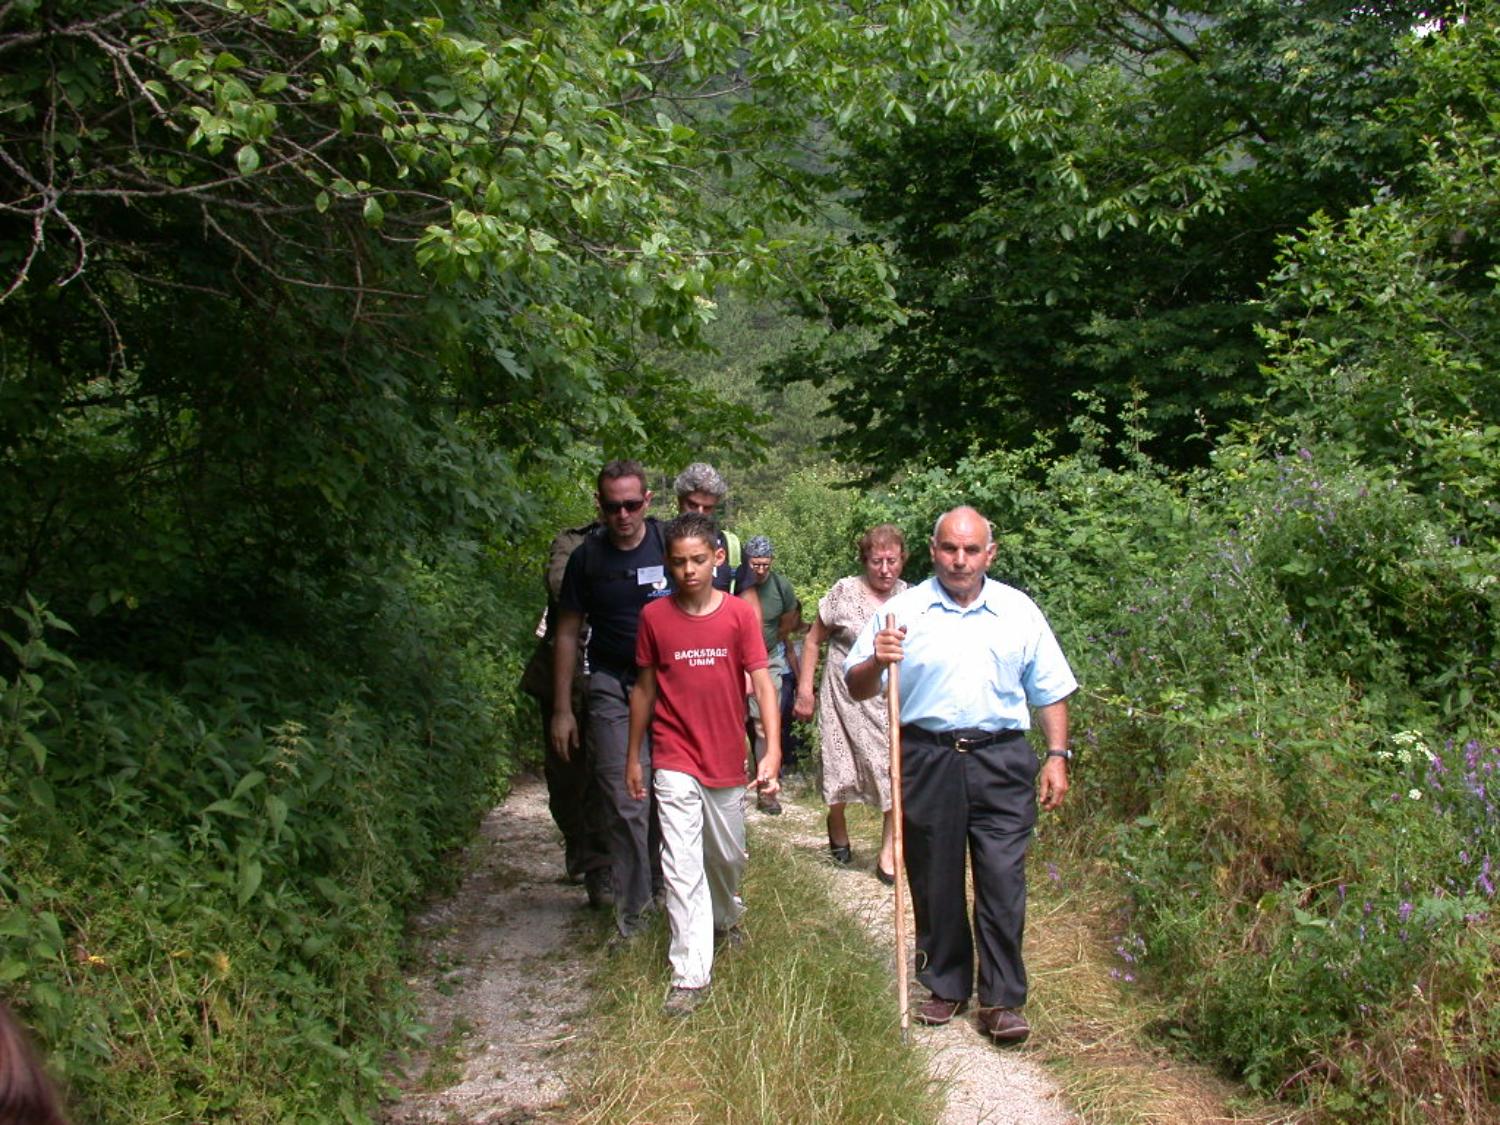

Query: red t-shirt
[{"left": 635, "top": 592, "right": 769, "bottom": 787}]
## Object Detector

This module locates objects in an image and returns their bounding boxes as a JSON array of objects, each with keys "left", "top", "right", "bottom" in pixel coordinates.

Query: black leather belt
[{"left": 902, "top": 726, "right": 1024, "bottom": 752}]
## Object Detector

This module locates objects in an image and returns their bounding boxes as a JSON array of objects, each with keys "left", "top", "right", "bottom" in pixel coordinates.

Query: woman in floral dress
[{"left": 794, "top": 524, "right": 908, "bottom": 882}]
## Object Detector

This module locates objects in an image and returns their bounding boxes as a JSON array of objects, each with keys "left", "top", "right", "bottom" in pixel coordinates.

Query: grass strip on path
[{"left": 571, "top": 822, "right": 940, "bottom": 1124}]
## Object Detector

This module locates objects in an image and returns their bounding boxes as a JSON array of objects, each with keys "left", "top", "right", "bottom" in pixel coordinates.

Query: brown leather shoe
[
  {"left": 976, "top": 1006, "right": 1030, "bottom": 1044},
  {"left": 913, "top": 995, "right": 967, "bottom": 1026}
]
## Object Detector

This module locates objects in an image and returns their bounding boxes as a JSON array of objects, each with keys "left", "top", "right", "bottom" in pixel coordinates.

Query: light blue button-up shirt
[{"left": 845, "top": 576, "right": 1077, "bottom": 732}]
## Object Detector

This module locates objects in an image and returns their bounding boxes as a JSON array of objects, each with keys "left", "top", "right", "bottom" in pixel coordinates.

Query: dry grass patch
[{"left": 1025, "top": 843, "right": 1303, "bottom": 1125}]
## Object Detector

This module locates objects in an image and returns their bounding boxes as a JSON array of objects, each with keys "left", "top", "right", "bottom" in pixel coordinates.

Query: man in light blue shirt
[{"left": 847, "top": 506, "right": 1076, "bottom": 1045}]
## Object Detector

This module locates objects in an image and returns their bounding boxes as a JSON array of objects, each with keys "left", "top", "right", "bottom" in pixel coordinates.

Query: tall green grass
[
  {"left": 573, "top": 830, "right": 940, "bottom": 1123},
  {"left": 0, "top": 550, "right": 535, "bottom": 1122}
]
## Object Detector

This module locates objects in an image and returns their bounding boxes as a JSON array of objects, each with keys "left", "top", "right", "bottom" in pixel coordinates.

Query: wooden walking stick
[{"left": 885, "top": 613, "right": 910, "bottom": 1037}]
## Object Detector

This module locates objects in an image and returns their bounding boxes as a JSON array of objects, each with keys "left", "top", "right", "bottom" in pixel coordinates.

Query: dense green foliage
[
  {"left": 0, "top": 0, "right": 929, "bottom": 619},
  {"left": 741, "top": 11, "right": 1500, "bottom": 1122},
  {"left": 0, "top": 0, "right": 1030, "bottom": 1118},
  {"left": 0, "top": 556, "right": 530, "bottom": 1120},
  {"left": 774, "top": 0, "right": 1477, "bottom": 476}
]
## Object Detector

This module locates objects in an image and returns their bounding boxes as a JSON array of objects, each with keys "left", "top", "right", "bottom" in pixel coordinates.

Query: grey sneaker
[
  {"left": 662, "top": 985, "right": 709, "bottom": 1017},
  {"left": 714, "top": 924, "right": 747, "bottom": 950},
  {"left": 604, "top": 925, "right": 644, "bottom": 957},
  {"left": 584, "top": 868, "right": 613, "bottom": 909}
]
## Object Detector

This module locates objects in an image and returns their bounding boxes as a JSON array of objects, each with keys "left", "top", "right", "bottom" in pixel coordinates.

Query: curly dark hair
[{"left": 664, "top": 512, "right": 719, "bottom": 551}]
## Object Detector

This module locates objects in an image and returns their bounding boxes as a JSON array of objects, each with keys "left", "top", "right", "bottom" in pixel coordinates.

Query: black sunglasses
[{"left": 599, "top": 497, "right": 647, "bottom": 515}]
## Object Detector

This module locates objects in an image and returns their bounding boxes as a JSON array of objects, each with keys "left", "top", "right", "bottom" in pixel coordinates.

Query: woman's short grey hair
[{"left": 673, "top": 462, "right": 728, "bottom": 499}]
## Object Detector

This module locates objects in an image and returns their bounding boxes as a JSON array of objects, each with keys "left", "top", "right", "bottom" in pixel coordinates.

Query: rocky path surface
[
  {"left": 382, "top": 775, "right": 1118, "bottom": 1122},
  {"left": 382, "top": 776, "right": 594, "bottom": 1124}
]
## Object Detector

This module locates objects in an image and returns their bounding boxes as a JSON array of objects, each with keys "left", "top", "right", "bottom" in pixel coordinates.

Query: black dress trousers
[{"left": 900, "top": 728, "right": 1038, "bottom": 1009}]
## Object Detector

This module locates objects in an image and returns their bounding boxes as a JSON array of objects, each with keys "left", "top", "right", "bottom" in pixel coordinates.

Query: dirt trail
[
  {"left": 383, "top": 775, "right": 1092, "bottom": 1123},
  {"left": 383, "top": 777, "right": 594, "bottom": 1124}
]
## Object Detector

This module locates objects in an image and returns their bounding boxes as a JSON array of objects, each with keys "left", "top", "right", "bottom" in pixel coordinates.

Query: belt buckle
[{"left": 952, "top": 734, "right": 978, "bottom": 753}]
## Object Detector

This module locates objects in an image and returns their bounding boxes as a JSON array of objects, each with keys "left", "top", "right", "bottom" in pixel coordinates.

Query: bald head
[
  {"left": 932, "top": 506, "right": 992, "bottom": 546},
  {"left": 929, "top": 506, "right": 996, "bottom": 606}
]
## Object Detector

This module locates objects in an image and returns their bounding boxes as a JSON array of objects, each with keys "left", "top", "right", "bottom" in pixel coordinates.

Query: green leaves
[
  {"left": 236, "top": 855, "right": 262, "bottom": 906},
  {"left": 234, "top": 143, "right": 259, "bottom": 174},
  {"left": 780, "top": 0, "right": 1450, "bottom": 478},
  {"left": 0, "top": 557, "right": 531, "bottom": 1117},
  {"left": 3, "top": 0, "right": 989, "bottom": 630}
]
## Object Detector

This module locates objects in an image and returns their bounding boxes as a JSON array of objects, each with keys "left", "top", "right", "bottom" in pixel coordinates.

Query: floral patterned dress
[{"left": 815, "top": 575, "right": 907, "bottom": 810}]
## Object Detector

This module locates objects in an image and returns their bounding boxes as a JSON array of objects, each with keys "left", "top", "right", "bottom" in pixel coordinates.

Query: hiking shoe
[
  {"left": 604, "top": 926, "right": 644, "bottom": 958},
  {"left": 913, "top": 995, "right": 967, "bottom": 1026},
  {"left": 584, "top": 868, "right": 613, "bottom": 909},
  {"left": 976, "top": 1006, "right": 1031, "bottom": 1044},
  {"left": 828, "top": 841, "right": 853, "bottom": 865},
  {"left": 757, "top": 793, "right": 782, "bottom": 816},
  {"left": 662, "top": 985, "right": 709, "bottom": 1017},
  {"left": 714, "top": 924, "right": 747, "bottom": 950}
]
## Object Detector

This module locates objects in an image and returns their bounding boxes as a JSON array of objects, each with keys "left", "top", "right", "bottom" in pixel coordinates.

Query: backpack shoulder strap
[
  {"left": 773, "top": 571, "right": 796, "bottom": 607},
  {"left": 581, "top": 524, "right": 609, "bottom": 583},
  {"left": 722, "top": 529, "right": 741, "bottom": 570},
  {"left": 547, "top": 522, "right": 595, "bottom": 602}
]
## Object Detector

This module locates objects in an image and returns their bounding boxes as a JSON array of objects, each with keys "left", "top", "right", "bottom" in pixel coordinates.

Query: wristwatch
[{"left": 1045, "top": 748, "right": 1072, "bottom": 763}]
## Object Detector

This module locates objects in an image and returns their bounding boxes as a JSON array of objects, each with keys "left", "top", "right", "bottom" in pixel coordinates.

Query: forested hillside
[{"left": 2, "top": 0, "right": 1496, "bottom": 1120}]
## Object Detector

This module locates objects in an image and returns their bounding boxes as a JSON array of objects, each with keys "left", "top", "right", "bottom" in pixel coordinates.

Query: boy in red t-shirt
[{"left": 626, "top": 512, "right": 782, "bottom": 1016}]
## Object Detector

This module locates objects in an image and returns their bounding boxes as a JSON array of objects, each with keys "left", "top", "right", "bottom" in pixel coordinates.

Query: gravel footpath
[
  {"left": 382, "top": 777, "right": 592, "bottom": 1123},
  {"left": 382, "top": 774, "right": 1075, "bottom": 1123}
]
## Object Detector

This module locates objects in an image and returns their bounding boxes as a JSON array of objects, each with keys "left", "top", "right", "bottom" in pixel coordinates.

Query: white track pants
[{"left": 654, "top": 769, "right": 748, "bottom": 989}]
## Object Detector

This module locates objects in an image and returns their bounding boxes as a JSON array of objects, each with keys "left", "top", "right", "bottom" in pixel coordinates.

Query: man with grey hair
[
  {"left": 673, "top": 462, "right": 747, "bottom": 595},
  {"left": 844, "top": 506, "right": 1077, "bottom": 1046}
]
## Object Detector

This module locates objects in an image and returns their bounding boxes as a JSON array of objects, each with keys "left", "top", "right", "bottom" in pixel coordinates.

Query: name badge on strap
[{"left": 636, "top": 565, "right": 665, "bottom": 586}]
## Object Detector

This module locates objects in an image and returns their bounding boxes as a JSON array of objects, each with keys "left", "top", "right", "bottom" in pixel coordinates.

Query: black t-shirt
[{"left": 558, "top": 521, "right": 673, "bottom": 674}]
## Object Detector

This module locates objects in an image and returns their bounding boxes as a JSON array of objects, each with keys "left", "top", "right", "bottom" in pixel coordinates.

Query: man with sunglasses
[{"left": 552, "top": 460, "right": 674, "bottom": 941}]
